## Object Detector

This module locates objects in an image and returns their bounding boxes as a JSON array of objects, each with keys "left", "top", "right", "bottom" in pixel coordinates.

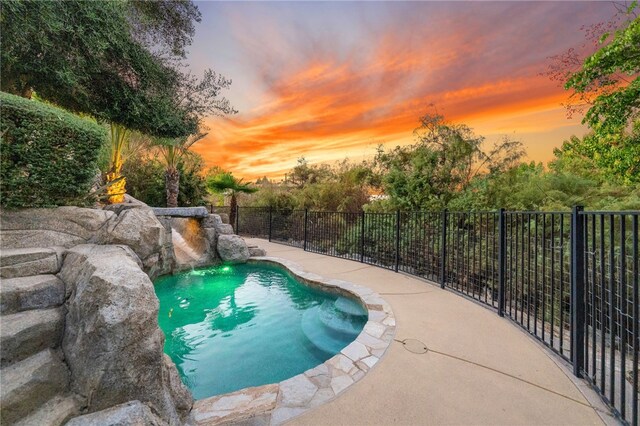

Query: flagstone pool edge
[{"left": 191, "top": 256, "right": 396, "bottom": 426}]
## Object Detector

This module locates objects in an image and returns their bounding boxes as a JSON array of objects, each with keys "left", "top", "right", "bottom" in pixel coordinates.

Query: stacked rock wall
[
  {"left": 59, "top": 245, "right": 192, "bottom": 423},
  {"left": 0, "top": 200, "right": 259, "bottom": 425},
  {"left": 0, "top": 204, "right": 173, "bottom": 279},
  {"left": 0, "top": 201, "right": 192, "bottom": 425}
]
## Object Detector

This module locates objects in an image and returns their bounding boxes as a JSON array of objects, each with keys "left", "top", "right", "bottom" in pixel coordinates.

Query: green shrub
[{"left": 1, "top": 92, "right": 106, "bottom": 208}]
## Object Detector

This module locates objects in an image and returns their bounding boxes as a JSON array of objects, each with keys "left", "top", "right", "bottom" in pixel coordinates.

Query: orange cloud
[{"left": 190, "top": 2, "right": 608, "bottom": 181}]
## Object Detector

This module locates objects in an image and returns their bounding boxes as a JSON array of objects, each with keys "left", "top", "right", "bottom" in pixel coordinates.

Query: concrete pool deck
[{"left": 245, "top": 238, "right": 617, "bottom": 426}]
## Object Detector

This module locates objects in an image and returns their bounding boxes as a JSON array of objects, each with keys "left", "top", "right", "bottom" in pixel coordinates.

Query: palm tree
[
  {"left": 154, "top": 132, "right": 207, "bottom": 207},
  {"left": 206, "top": 172, "right": 257, "bottom": 227}
]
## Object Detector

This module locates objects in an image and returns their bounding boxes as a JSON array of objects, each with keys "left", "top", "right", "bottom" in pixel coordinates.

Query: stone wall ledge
[{"left": 152, "top": 207, "right": 209, "bottom": 218}]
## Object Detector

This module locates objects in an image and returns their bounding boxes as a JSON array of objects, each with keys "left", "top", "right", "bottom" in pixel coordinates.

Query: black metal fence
[{"left": 236, "top": 206, "right": 639, "bottom": 425}]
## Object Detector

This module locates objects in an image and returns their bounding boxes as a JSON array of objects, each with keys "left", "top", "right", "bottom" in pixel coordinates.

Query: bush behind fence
[{"left": 237, "top": 206, "right": 639, "bottom": 425}]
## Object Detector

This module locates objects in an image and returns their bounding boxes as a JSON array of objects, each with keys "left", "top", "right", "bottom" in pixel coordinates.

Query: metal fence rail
[
  {"left": 581, "top": 211, "right": 639, "bottom": 424},
  {"left": 236, "top": 206, "right": 639, "bottom": 425},
  {"left": 307, "top": 211, "right": 361, "bottom": 261},
  {"left": 444, "top": 211, "right": 500, "bottom": 308},
  {"left": 503, "top": 211, "right": 573, "bottom": 361},
  {"left": 236, "top": 206, "right": 269, "bottom": 238}
]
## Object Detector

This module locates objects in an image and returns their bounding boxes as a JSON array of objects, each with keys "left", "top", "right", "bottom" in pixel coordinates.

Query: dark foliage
[
  {"left": 1, "top": 0, "right": 197, "bottom": 138},
  {"left": 0, "top": 92, "right": 106, "bottom": 208}
]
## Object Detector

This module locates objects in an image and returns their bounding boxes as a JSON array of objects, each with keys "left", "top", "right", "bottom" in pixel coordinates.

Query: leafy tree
[
  {"left": 374, "top": 113, "right": 524, "bottom": 210},
  {"left": 551, "top": 131, "right": 640, "bottom": 184},
  {"left": 242, "top": 159, "right": 374, "bottom": 212},
  {"left": 126, "top": 0, "right": 201, "bottom": 59},
  {"left": 2, "top": 0, "right": 237, "bottom": 204},
  {"left": 564, "top": 3, "right": 639, "bottom": 137},
  {"left": 239, "top": 178, "right": 297, "bottom": 210},
  {"left": 292, "top": 161, "right": 373, "bottom": 212},
  {"left": 139, "top": 68, "right": 236, "bottom": 206},
  {"left": 207, "top": 173, "right": 258, "bottom": 226},
  {"left": 121, "top": 154, "right": 166, "bottom": 207},
  {"left": 452, "top": 158, "right": 640, "bottom": 211},
  {"left": 176, "top": 154, "right": 209, "bottom": 207},
  {"left": 288, "top": 157, "right": 333, "bottom": 187},
  {"left": 105, "top": 68, "right": 236, "bottom": 204},
  {"left": 545, "top": 2, "right": 639, "bottom": 183},
  {"left": 1, "top": 0, "right": 198, "bottom": 137},
  {"left": 241, "top": 141, "right": 638, "bottom": 213},
  {"left": 174, "top": 69, "right": 238, "bottom": 129}
]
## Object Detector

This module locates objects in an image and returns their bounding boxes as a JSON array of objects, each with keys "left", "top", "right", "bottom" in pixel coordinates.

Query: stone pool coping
[{"left": 191, "top": 256, "right": 397, "bottom": 425}]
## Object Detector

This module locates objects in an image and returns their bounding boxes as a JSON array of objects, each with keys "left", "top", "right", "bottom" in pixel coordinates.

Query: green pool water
[{"left": 154, "top": 263, "right": 367, "bottom": 399}]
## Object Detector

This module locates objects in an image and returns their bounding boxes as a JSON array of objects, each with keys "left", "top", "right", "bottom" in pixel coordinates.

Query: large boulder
[
  {"left": 200, "top": 214, "right": 221, "bottom": 229},
  {"left": 217, "top": 235, "right": 250, "bottom": 264},
  {"left": 0, "top": 207, "right": 114, "bottom": 249},
  {"left": 99, "top": 208, "right": 169, "bottom": 277},
  {"left": 0, "top": 206, "right": 173, "bottom": 277},
  {"left": 59, "top": 244, "right": 192, "bottom": 425},
  {"left": 0, "top": 206, "right": 172, "bottom": 278},
  {"left": 200, "top": 215, "right": 221, "bottom": 255}
]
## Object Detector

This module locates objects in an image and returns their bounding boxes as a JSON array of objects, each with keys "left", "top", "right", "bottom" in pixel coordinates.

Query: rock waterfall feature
[{"left": 0, "top": 200, "right": 264, "bottom": 425}]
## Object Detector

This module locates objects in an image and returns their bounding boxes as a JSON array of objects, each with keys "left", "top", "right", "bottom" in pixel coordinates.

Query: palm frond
[{"left": 206, "top": 172, "right": 258, "bottom": 194}]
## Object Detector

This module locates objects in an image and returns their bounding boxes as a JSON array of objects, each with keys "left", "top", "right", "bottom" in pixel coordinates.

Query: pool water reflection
[{"left": 154, "top": 263, "right": 367, "bottom": 398}]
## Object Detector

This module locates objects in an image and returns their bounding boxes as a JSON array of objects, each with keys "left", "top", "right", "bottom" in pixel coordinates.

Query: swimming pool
[{"left": 154, "top": 263, "right": 368, "bottom": 399}]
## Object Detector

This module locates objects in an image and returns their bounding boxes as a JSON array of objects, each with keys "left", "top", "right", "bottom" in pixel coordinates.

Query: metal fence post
[
  {"left": 498, "top": 208, "right": 506, "bottom": 317},
  {"left": 360, "top": 210, "right": 365, "bottom": 263},
  {"left": 303, "top": 209, "right": 308, "bottom": 251},
  {"left": 268, "top": 206, "right": 272, "bottom": 242},
  {"left": 395, "top": 210, "right": 401, "bottom": 272},
  {"left": 632, "top": 214, "right": 639, "bottom": 426},
  {"left": 571, "top": 205, "right": 585, "bottom": 377},
  {"left": 440, "top": 209, "right": 448, "bottom": 289}
]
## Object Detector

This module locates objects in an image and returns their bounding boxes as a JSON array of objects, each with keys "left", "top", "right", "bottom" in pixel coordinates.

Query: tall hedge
[{"left": 1, "top": 92, "right": 107, "bottom": 208}]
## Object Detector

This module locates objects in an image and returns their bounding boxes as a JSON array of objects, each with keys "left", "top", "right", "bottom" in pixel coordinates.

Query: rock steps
[
  {"left": 0, "top": 247, "right": 80, "bottom": 425},
  {"left": 15, "top": 394, "right": 82, "bottom": 426},
  {"left": 0, "top": 349, "right": 70, "bottom": 425},
  {"left": 0, "top": 307, "right": 64, "bottom": 366},
  {"left": 0, "top": 274, "right": 65, "bottom": 314},
  {"left": 0, "top": 247, "right": 62, "bottom": 279}
]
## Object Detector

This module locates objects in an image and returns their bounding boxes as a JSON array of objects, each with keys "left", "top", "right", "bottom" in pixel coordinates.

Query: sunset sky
[{"left": 187, "top": 1, "right": 615, "bottom": 181}]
